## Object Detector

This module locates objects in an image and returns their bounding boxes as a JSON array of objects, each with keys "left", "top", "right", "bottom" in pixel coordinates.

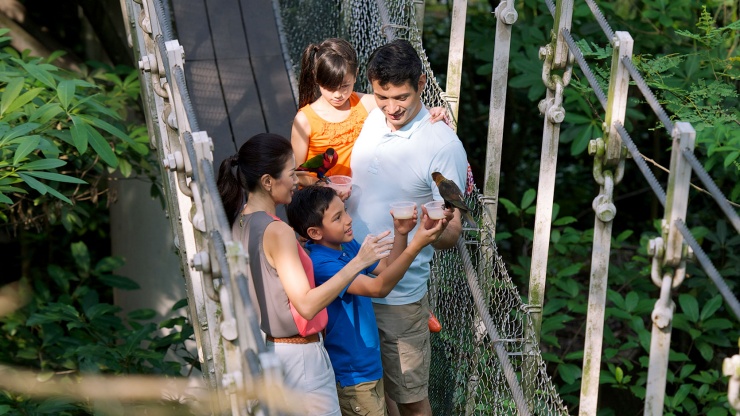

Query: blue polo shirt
[{"left": 306, "top": 239, "right": 383, "bottom": 387}]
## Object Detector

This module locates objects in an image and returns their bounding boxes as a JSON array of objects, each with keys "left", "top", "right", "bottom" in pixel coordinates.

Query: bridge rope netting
[{"left": 275, "top": 0, "right": 569, "bottom": 414}]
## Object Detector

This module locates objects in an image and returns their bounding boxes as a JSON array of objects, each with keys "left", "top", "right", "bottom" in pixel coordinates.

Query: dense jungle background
[{"left": 0, "top": 0, "right": 738, "bottom": 414}]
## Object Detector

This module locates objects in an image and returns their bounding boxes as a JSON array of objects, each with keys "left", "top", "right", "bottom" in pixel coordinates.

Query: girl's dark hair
[
  {"left": 285, "top": 185, "right": 337, "bottom": 240},
  {"left": 298, "top": 38, "right": 358, "bottom": 108},
  {"left": 217, "top": 133, "right": 294, "bottom": 226},
  {"left": 367, "top": 39, "right": 422, "bottom": 91}
]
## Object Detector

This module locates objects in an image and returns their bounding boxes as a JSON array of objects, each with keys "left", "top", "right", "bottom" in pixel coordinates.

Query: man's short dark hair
[
  {"left": 366, "top": 39, "right": 422, "bottom": 91},
  {"left": 286, "top": 185, "right": 337, "bottom": 240}
]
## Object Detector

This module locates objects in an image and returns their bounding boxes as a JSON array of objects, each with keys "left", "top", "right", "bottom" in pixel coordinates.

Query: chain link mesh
[{"left": 274, "top": 1, "right": 567, "bottom": 414}]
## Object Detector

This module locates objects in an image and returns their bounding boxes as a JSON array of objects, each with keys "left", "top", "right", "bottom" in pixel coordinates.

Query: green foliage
[
  {"left": 0, "top": 28, "right": 156, "bottom": 231},
  {"left": 496, "top": 191, "right": 739, "bottom": 415},
  {"left": 0, "top": 242, "right": 196, "bottom": 414}
]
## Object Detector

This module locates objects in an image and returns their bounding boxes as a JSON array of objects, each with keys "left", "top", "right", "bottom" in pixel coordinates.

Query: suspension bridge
[{"left": 119, "top": 0, "right": 740, "bottom": 414}]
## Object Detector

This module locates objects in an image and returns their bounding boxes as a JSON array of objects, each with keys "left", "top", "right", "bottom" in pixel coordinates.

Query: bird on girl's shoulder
[
  {"left": 297, "top": 148, "right": 338, "bottom": 181},
  {"left": 431, "top": 171, "right": 477, "bottom": 228}
]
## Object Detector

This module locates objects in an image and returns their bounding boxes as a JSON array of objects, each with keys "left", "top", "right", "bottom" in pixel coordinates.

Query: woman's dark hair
[
  {"left": 217, "top": 133, "right": 294, "bottom": 226},
  {"left": 366, "top": 39, "right": 422, "bottom": 91},
  {"left": 285, "top": 185, "right": 337, "bottom": 240},
  {"left": 298, "top": 38, "right": 358, "bottom": 108}
]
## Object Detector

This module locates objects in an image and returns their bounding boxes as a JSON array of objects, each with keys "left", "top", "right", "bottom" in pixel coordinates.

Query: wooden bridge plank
[
  {"left": 171, "top": 0, "right": 215, "bottom": 61},
  {"left": 184, "top": 60, "right": 235, "bottom": 168},
  {"left": 217, "top": 58, "right": 267, "bottom": 144},
  {"left": 240, "top": 0, "right": 296, "bottom": 138},
  {"left": 204, "top": 0, "right": 250, "bottom": 59}
]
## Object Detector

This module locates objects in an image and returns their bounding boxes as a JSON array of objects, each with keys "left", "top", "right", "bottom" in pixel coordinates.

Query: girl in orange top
[{"left": 291, "top": 38, "right": 447, "bottom": 186}]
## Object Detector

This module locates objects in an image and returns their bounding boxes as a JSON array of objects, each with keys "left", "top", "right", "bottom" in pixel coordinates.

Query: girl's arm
[
  {"left": 290, "top": 111, "right": 311, "bottom": 165},
  {"left": 347, "top": 215, "right": 444, "bottom": 298},
  {"left": 291, "top": 112, "right": 319, "bottom": 187},
  {"left": 264, "top": 220, "right": 390, "bottom": 319}
]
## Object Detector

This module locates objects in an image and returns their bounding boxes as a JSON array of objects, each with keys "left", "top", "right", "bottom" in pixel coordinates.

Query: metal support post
[
  {"left": 578, "top": 31, "right": 632, "bottom": 416},
  {"left": 644, "top": 122, "right": 695, "bottom": 416},
  {"left": 482, "top": 0, "right": 517, "bottom": 237},
  {"left": 444, "top": 0, "right": 467, "bottom": 125}
]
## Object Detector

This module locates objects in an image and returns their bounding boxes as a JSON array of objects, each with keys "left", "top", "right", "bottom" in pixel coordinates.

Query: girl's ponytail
[{"left": 298, "top": 43, "right": 320, "bottom": 108}]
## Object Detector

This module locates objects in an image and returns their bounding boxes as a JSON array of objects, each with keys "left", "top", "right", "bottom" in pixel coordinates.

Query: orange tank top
[{"left": 300, "top": 92, "right": 369, "bottom": 177}]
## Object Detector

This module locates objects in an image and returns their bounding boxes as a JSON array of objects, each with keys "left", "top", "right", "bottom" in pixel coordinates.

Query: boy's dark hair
[
  {"left": 286, "top": 185, "right": 338, "bottom": 240},
  {"left": 366, "top": 39, "right": 422, "bottom": 91}
]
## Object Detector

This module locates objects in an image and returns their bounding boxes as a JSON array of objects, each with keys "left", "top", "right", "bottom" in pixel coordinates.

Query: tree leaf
[
  {"left": 0, "top": 77, "right": 24, "bottom": 116},
  {"left": 11, "top": 58, "right": 56, "bottom": 88},
  {"left": 12, "top": 135, "right": 41, "bottom": 165},
  {"left": 521, "top": 188, "right": 536, "bottom": 210},
  {"left": 17, "top": 172, "right": 47, "bottom": 195},
  {"left": 700, "top": 295, "right": 723, "bottom": 321},
  {"left": 78, "top": 114, "right": 135, "bottom": 147},
  {"left": 71, "top": 241, "right": 91, "bottom": 276},
  {"left": 69, "top": 115, "right": 89, "bottom": 154},
  {"left": 87, "top": 123, "right": 118, "bottom": 167},
  {"left": 28, "top": 102, "right": 63, "bottom": 123},
  {"left": 21, "top": 171, "right": 87, "bottom": 184},
  {"left": 56, "top": 79, "right": 76, "bottom": 110},
  {"left": 98, "top": 274, "right": 140, "bottom": 290},
  {"left": 5, "top": 87, "right": 43, "bottom": 115},
  {"left": 128, "top": 309, "right": 156, "bottom": 321},
  {"left": 678, "top": 294, "right": 699, "bottom": 323},
  {"left": 16, "top": 158, "right": 66, "bottom": 171}
]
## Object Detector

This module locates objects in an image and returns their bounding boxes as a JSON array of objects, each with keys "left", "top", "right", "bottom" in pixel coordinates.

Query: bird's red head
[{"left": 323, "top": 148, "right": 338, "bottom": 169}]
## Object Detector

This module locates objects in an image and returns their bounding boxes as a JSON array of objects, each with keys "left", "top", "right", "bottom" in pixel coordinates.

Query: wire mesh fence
[{"left": 273, "top": 1, "right": 569, "bottom": 413}]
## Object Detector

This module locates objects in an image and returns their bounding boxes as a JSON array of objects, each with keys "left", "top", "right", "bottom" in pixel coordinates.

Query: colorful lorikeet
[
  {"left": 431, "top": 171, "right": 476, "bottom": 228},
  {"left": 297, "top": 148, "right": 338, "bottom": 180}
]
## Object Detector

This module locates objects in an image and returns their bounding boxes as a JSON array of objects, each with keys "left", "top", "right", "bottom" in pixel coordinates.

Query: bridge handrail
[{"left": 122, "top": 0, "right": 297, "bottom": 413}]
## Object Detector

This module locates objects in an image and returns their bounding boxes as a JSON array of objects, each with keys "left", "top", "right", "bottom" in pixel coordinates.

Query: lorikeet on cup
[
  {"left": 297, "top": 148, "right": 338, "bottom": 181},
  {"left": 431, "top": 171, "right": 476, "bottom": 228}
]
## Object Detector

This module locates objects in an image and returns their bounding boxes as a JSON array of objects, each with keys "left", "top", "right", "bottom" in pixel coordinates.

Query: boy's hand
[
  {"left": 420, "top": 204, "right": 452, "bottom": 232},
  {"left": 410, "top": 213, "right": 445, "bottom": 249},
  {"left": 391, "top": 207, "right": 418, "bottom": 236},
  {"left": 355, "top": 231, "right": 394, "bottom": 267},
  {"left": 296, "top": 171, "right": 319, "bottom": 188}
]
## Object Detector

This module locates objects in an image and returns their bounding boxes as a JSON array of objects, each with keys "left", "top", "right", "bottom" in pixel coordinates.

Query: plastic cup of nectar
[
  {"left": 390, "top": 201, "right": 416, "bottom": 219},
  {"left": 326, "top": 175, "right": 352, "bottom": 194},
  {"left": 424, "top": 200, "right": 446, "bottom": 220}
]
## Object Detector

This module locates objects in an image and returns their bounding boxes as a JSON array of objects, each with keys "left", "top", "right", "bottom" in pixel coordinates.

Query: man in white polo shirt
[{"left": 346, "top": 39, "right": 468, "bottom": 416}]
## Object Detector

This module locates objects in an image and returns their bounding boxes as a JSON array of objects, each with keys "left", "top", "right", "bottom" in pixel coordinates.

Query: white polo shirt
[{"left": 347, "top": 106, "right": 468, "bottom": 305}]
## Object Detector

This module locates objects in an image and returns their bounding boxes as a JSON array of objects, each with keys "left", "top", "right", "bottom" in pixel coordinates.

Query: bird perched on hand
[
  {"left": 431, "top": 171, "right": 477, "bottom": 228},
  {"left": 297, "top": 148, "right": 338, "bottom": 181}
]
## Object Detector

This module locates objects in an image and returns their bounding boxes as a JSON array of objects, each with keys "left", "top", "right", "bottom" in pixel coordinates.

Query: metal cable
[
  {"left": 151, "top": 0, "right": 174, "bottom": 41},
  {"left": 455, "top": 237, "right": 532, "bottom": 416},
  {"left": 615, "top": 121, "right": 667, "bottom": 206},
  {"left": 621, "top": 57, "right": 674, "bottom": 134},
  {"left": 681, "top": 149, "right": 740, "bottom": 234},
  {"left": 211, "top": 230, "right": 231, "bottom": 284},
  {"left": 561, "top": 28, "right": 607, "bottom": 110},
  {"left": 155, "top": 34, "right": 172, "bottom": 87},
  {"left": 584, "top": 0, "right": 615, "bottom": 42},
  {"left": 545, "top": 0, "right": 555, "bottom": 16},
  {"left": 174, "top": 65, "right": 201, "bottom": 132},
  {"left": 182, "top": 132, "right": 198, "bottom": 183},
  {"left": 675, "top": 220, "right": 740, "bottom": 321},
  {"left": 201, "top": 159, "right": 232, "bottom": 235},
  {"left": 237, "top": 274, "right": 268, "bottom": 354}
]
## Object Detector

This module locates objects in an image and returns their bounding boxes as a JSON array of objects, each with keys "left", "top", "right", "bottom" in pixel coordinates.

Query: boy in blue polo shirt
[{"left": 286, "top": 186, "right": 444, "bottom": 416}]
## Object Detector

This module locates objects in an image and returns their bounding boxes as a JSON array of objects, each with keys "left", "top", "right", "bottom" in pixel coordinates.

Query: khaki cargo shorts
[
  {"left": 337, "top": 379, "right": 387, "bottom": 416},
  {"left": 372, "top": 294, "right": 430, "bottom": 404}
]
